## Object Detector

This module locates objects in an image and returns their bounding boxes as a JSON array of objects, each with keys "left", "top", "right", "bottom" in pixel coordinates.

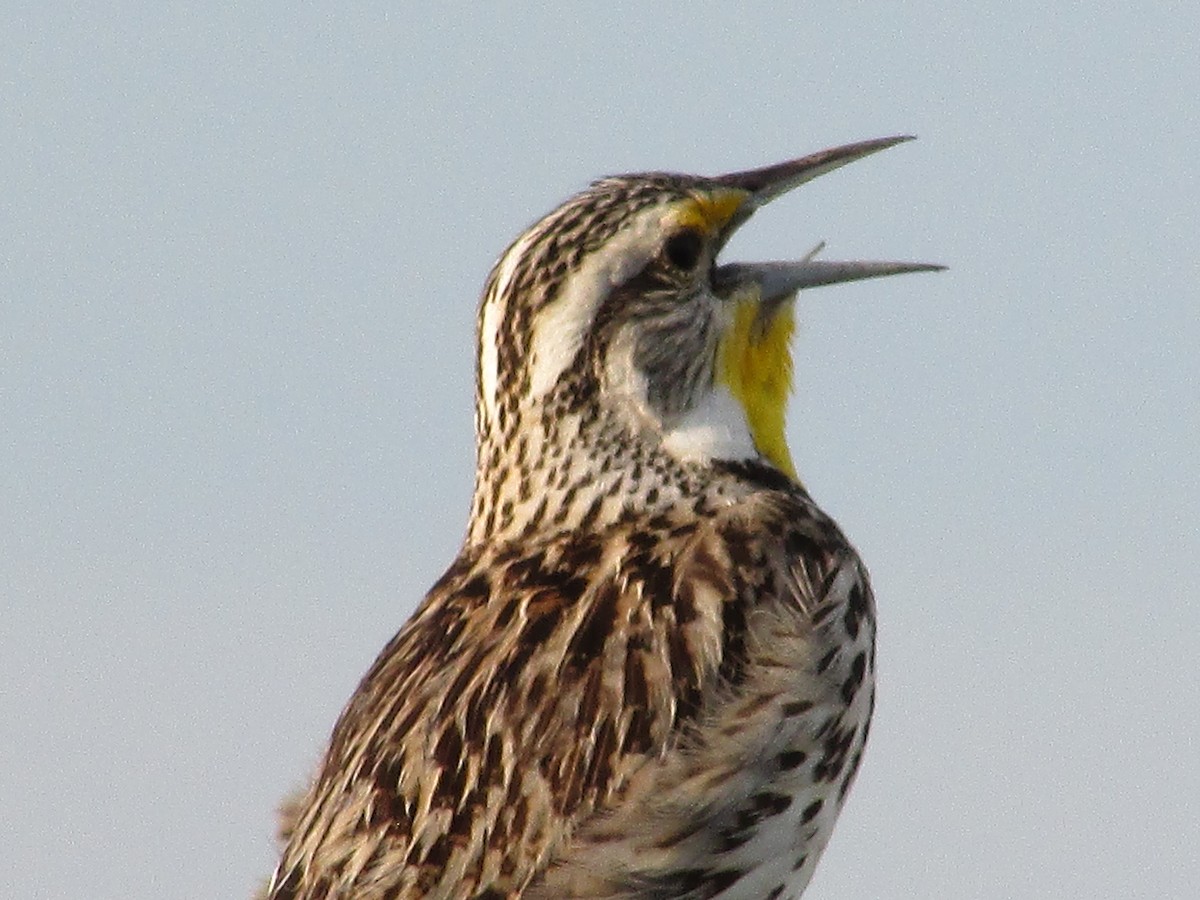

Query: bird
[{"left": 264, "top": 136, "right": 941, "bottom": 900}]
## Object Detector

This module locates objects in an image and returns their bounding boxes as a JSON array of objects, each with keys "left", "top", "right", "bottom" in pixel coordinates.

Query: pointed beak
[
  {"left": 715, "top": 251, "right": 945, "bottom": 304},
  {"left": 716, "top": 135, "right": 918, "bottom": 211},
  {"left": 710, "top": 135, "right": 944, "bottom": 311}
]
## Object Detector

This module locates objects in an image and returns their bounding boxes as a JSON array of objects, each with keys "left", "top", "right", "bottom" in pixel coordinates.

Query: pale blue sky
[{"left": 3, "top": 4, "right": 1198, "bottom": 898}]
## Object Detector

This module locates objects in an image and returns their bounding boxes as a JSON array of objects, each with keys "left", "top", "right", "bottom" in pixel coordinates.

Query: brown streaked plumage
[{"left": 265, "top": 137, "right": 939, "bottom": 899}]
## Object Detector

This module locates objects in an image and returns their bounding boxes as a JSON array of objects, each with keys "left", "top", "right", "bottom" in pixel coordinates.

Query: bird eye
[{"left": 663, "top": 229, "right": 704, "bottom": 272}]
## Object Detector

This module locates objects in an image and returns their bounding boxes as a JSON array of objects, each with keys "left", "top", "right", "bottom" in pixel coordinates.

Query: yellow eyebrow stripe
[{"left": 670, "top": 189, "right": 749, "bottom": 233}]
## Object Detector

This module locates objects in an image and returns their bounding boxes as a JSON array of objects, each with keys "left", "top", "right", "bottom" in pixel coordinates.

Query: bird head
[{"left": 469, "top": 136, "right": 939, "bottom": 541}]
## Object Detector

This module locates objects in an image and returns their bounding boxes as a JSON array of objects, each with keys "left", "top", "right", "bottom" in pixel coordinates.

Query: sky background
[{"left": 3, "top": 4, "right": 1198, "bottom": 898}]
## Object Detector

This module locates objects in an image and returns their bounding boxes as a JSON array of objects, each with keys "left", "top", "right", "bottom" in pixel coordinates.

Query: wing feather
[
  {"left": 268, "top": 493, "right": 862, "bottom": 900},
  {"left": 269, "top": 512, "right": 731, "bottom": 898}
]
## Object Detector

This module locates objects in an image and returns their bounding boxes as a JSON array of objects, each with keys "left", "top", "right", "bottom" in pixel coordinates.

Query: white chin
[{"left": 661, "top": 385, "right": 758, "bottom": 467}]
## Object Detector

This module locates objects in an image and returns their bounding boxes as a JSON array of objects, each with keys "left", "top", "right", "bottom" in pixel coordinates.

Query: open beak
[{"left": 710, "top": 135, "right": 944, "bottom": 313}]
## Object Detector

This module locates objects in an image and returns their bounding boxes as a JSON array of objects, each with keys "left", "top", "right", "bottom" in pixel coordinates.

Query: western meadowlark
[{"left": 265, "top": 136, "right": 940, "bottom": 899}]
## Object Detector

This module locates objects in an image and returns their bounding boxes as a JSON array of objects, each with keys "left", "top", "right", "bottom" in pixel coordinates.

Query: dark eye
[{"left": 663, "top": 229, "right": 704, "bottom": 271}]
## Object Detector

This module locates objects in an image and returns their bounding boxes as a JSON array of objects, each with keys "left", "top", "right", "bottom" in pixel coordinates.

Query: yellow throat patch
[{"left": 716, "top": 293, "right": 799, "bottom": 482}]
